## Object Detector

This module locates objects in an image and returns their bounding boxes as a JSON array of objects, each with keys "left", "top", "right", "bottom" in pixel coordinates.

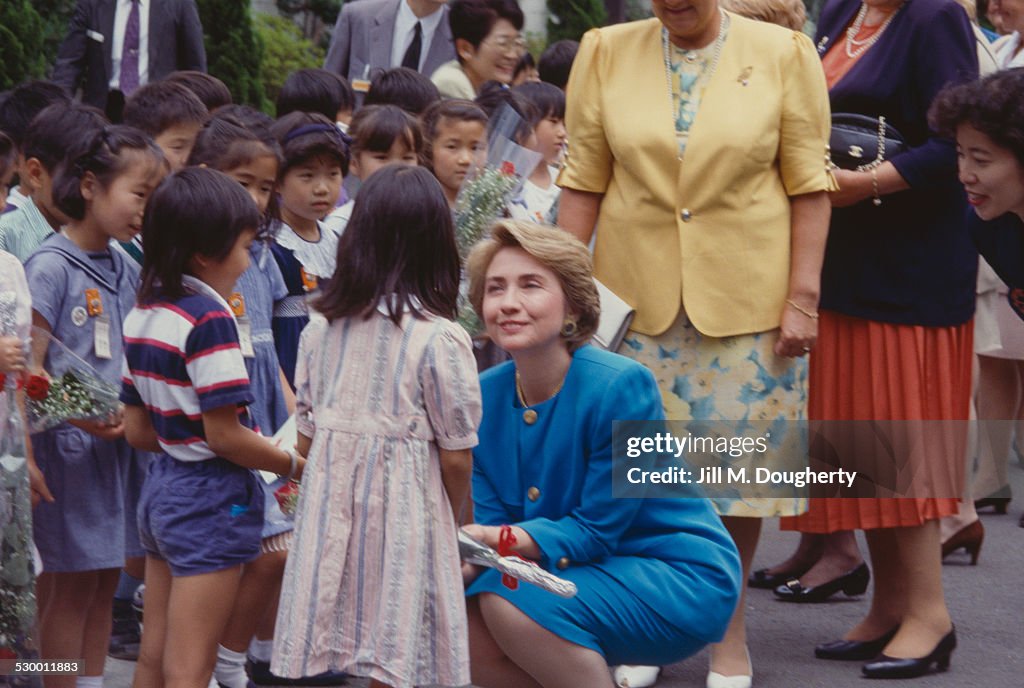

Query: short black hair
[
  {"left": 276, "top": 68, "right": 356, "bottom": 120},
  {"left": 164, "top": 71, "right": 233, "bottom": 112},
  {"left": 188, "top": 113, "right": 282, "bottom": 172},
  {"left": 271, "top": 111, "right": 351, "bottom": 177},
  {"left": 139, "top": 167, "right": 261, "bottom": 303},
  {"left": 420, "top": 99, "right": 488, "bottom": 170},
  {"left": 314, "top": 165, "right": 460, "bottom": 324},
  {"left": 0, "top": 131, "right": 16, "bottom": 182},
  {"left": 930, "top": 69, "right": 1024, "bottom": 166},
  {"left": 123, "top": 81, "right": 208, "bottom": 137},
  {"left": 0, "top": 80, "right": 71, "bottom": 148},
  {"left": 513, "top": 81, "right": 565, "bottom": 122},
  {"left": 214, "top": 104, "right": 274, "bottom": 132},
  {"left": 52, "top": 125, "right": 167, "bottom": 221},
  {"left": 538, "top": 40, "right": 579, "bottom": 90},
  {"left": 348, "top": 105, "right": 422, "bottom": 157},
  {"left": 23, "top": 103, "right": 108, "bottom": 173},
  {"left": 364, "top": 67, "right": 440, "bottom": 116},
  {"left": 513, "top": 51, "right": 536, "bottom": 81},
  {"left": 475, "top": 81, "right": 537, "bottom": 143},
  {"left": 449, "top": 0, "right": 524, "bottom": 51}
]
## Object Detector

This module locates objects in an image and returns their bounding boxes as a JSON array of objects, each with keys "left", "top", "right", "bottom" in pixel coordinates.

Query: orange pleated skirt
[{"left": 780, "top": 310, "right": 971, "bottom": 533}]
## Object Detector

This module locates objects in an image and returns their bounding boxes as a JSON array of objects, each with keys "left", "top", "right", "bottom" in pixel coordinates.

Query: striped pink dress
[{"left": 271, "top": 308, "right": 481, "bottom": 687}]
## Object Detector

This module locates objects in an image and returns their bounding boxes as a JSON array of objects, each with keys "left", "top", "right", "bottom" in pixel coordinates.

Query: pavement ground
[{"left": 105, "top": 461, "right": 1024, "bottom": 688}]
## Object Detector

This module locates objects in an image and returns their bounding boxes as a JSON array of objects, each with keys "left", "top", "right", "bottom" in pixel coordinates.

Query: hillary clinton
[{"left": 461, "top": 221, "right": 741, "bottom": 688}]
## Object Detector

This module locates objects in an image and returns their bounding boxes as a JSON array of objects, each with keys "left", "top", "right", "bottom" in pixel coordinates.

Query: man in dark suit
[
  {"left": 52, "top": 0, "right": 206, "bottom": 119},
  {"left": 324, "top": 0, "right": 454, "bottom": 101}
]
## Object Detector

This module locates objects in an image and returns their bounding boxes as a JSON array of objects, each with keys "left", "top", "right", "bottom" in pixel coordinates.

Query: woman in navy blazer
[{"left": 769, "top": 0, "right": 979, "bottom": 680}]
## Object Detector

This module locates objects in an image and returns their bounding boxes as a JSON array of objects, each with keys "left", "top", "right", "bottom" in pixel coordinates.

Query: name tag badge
[
  {"left": 300, "top": 267, "right": 318, "bottom": 293},
  {"left": 94, "top": 314, "right": 113, "bottom": 360},
  {"left": 237, "top": 317, "right": 255, "bottom": 358}
]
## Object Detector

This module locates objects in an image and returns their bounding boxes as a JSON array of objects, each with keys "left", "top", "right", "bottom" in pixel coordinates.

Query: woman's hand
[
  {"left": 828, "top": 169, "right": 873, "bottom": 208},
  {"left": 775, "top": 300, "right": 818, "bottom": 358},
  {"left": 0, "top": 336, "right": 26, "bottom": 374},
  {"left": 461, "top": 523, "right": 541, "bottom": 560},
  {"left": 462, "top": 561, "right": 484, "bottom": 586}
]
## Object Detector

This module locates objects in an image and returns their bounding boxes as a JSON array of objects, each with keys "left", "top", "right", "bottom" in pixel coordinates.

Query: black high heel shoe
[
  {"left": 815, "top": 627, "right": 899, "bottom": 661},
  {"left": 748, "top": 566, "right": 807, "bottom": 589},
  {"left": 773, "top": 562, "right": 869, "bottom": 603},
  {"left": 973, "top": 496, "right": 1010, "bottom": 514},
  {"left": 862, "top": 628, "right": 956, "bottom": 679}
]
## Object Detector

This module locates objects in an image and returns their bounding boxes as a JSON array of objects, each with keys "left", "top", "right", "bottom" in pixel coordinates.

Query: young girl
[
  {"left": 268, "top": 112, "right": 349, "bottom": 388},
  {"left": 24, "top": 126, "right": 166, "bottom": 687},
  {"left": 272, "top": 165, "right": 481, "bottom": 688},
  {"left": 421, "top": 99, "right": 488, "bottom": 208},
  {"left": 509, "top": 81, "right": 567, "bottom": 224},
  {"left": 121, "top": 167, "right": 306, "bottom": 687},
  {"left": 188, "top": 113, "right": 308, "bottom": 687},
  {"left": 324, "top": 104, "right": 421, "bottom": 236}
]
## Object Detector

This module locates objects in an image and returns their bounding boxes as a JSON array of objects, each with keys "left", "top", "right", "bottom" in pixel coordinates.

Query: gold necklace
[{"left": 515, "top": 370, "right": 565, "bottom": 425}]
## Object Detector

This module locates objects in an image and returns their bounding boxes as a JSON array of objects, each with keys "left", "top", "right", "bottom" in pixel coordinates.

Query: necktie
[
  {"left": 120, "top": 0, "right": 141, "bottom": 95},
  {"left": 402, "top": 22, "right": 423, "bottom": 71}
]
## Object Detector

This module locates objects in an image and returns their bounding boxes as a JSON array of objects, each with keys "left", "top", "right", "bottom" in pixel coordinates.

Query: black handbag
[{"left": 829, "top": 113, "right": 906, "bottom": 171}]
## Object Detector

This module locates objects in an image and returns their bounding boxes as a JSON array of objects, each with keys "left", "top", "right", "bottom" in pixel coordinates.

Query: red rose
[
  {"left": 24, "top": 374, "right": 50, "bottom": 401},
  {"left": 0, "top": 373, "right": 5, "bottom": 389},
  {"left": 500, "top": 161, "right": 516, "bottom": 175},
  {"left": 274, "top": 479, "right": 301, "bottom": 516}
]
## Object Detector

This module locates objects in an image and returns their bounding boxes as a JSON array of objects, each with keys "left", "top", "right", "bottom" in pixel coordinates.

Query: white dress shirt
[
  {"left": 993, "top": 31, "right": 1024, "bottom": 70},
  {"left": 109, "top": 0, "right": 150, "bottom": 90},
  {"left": 390, "top": 0, "right": 445, "bottom": 72}
]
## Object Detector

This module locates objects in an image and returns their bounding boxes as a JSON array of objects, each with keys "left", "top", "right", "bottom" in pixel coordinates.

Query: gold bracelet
[
  {"left": 786, "top": 299, "right": 819, "bottom": 320},
  {"left": 871, "top": 167, "right": 882, "bottom": 206}
]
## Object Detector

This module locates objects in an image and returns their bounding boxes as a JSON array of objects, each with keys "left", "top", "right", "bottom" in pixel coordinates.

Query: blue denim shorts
[{"left": 138, "top": 454, "right": 264, "bottom": 576}]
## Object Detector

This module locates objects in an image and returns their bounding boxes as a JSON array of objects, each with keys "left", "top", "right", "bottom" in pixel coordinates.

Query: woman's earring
[{"left": 561, "top": 318, "right": 579, "bottom": 337}]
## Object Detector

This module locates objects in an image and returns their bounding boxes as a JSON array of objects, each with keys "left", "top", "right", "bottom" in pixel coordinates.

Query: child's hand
[
  {"left": 0, "top": 336, "right": 26, "bottom": 374},
  {"left": 28, "top": 461, "right": 54, "bottom": 508},
  {"left": 462, "top": 561, "right": 483, "bottom": 586},
  {"left": 71, "top": 417, "right": 126, "bottom": 441}
]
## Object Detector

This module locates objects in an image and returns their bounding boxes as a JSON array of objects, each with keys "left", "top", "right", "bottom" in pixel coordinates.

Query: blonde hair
[
  {"left": 721, "top": 0, "right": 806, "bottom": 30},
  {"left": 467, "top": 220, "right": 600, "bottom": 351}
]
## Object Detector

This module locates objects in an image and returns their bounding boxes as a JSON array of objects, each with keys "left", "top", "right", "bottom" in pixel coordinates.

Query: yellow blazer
[{"left": 559, "top": 14, "right": 833, "bottom": 337}]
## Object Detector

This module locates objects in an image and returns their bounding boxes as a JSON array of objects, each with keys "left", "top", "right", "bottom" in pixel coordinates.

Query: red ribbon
[{"left": 498, "top": 525, "right": 520, "bottom": 590}]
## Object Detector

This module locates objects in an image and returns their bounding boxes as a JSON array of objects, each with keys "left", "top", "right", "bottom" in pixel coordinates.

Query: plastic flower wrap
[
  {"left": 453, "top": 104, "right": 543, "bottom": 333},
  {"left": 0, "top": 291, "right": 37, "bottom": 654},
  {"left": 261, "top": 414, "right": 301, "bottom": 519},
  {"left": 22, "top": 327, "right": 121, "bottom": 433}
]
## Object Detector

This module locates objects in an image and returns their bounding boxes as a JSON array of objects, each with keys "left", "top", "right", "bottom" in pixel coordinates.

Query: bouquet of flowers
[
  {"left": 458, "top": 529, "right": 577, "bottom": 598},
  {"left": 262, "top": 414, "right": 301, "bottom": 518},
  {"left": 21, "top": 327, "right": 121, "bottom": 434},
  {"left": 453, "top": 106, "right": 543, "bottom": 335}
]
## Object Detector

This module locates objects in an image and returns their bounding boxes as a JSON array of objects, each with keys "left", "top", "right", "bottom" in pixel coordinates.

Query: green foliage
[
  {"left": 547, "top": 0, "right": 608, "bottom": 44},
  {"left": 0, "top": 0, "right": 49, "bottom": 90},
  {"left": 36, "top": 0, "right": 78, "bottom": 70},
  {"left": 275, "top": 0, "right": 341, "bottom": 48},
  {"left": 196, "top": 0, "right": 270, "bottom": 111},
  {"left": 255, "top": 13, "right": 325, "bottom": 111}
]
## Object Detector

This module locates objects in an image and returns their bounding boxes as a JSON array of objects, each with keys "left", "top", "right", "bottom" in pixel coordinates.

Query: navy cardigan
[{"left": 816, "top": 0, "right": 979, "bottom": 326}]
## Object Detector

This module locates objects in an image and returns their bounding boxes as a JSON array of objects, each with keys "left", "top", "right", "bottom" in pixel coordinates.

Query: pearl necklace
[
  {"left": 662, "top": 10, "right": 729, "bottom": 128},
  {"left": 844, "top": 3, "right": 902, "bottom": 59}
]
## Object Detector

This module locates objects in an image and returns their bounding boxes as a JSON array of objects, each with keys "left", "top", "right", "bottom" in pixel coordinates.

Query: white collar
[
  {"left": 182, "top": 274, "right": 233, "bottom": 313},
  {"left": 375, "top": 294, "right": 424, "bottom": 316}
]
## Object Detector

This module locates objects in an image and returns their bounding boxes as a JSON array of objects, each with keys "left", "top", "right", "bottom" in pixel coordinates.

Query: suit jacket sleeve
[
  {"left": 889, "top": 1, "right": 977, "bottom": 190},
  {"left": 324, "top": 4, "right": 354, "bottom": 77},
  {"left": 516, "top": 363, "right": 663, "bottom": 568},
  {"left": 557, "top": 28, "right": 614, "bottom": 194},
  {"left": 51, "top": 0, "right": 92, "bottom": 94},
  {"left": 177, "top": 0, "right": 207, "bottom": 72}
]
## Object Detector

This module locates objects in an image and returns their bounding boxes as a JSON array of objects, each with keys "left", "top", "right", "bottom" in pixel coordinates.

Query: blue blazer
[
  {"left": 468, "top": 346, "right": 741, "bottom": 644},
  {"left": 816, "top": 0, "right": 979, "bottom": 326}
]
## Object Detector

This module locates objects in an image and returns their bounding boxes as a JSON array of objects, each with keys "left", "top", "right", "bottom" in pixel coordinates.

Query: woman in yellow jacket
[{"left": 558, "top": 0, "right": 833, "bottom": 686}]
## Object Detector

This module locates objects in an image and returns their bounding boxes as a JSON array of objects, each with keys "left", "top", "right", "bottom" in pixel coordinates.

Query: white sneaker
[{"left": 611, "top": 665, "right": 661, "bottom": 687}]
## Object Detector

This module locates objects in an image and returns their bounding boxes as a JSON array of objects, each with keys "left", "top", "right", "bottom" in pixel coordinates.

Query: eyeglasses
[{"left": 484, "top": 35, "right": 528, "bottom": 55}]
